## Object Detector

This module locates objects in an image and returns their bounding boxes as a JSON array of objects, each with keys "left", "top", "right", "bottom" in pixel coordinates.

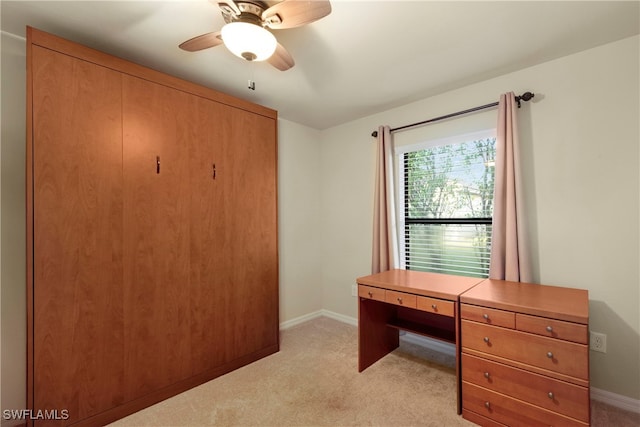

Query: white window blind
[{"left": 396, "top": 130, "right": 496, "bottom": 278}]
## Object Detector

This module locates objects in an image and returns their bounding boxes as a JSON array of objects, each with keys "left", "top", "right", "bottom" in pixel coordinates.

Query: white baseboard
[
  {"left": 280, "top": 309, "right": 357, "bottom": 330},
  {"left": 279, "top": 310, "right": 325, "bottom": 330},
  {"left": 591, "top": 387, "right": 640, "bottom": 413},
  {"left": 319, "top": 309, "right": 358, "bottom": 326}
]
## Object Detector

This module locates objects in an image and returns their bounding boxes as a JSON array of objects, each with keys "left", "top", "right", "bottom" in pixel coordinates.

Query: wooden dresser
[{"left": 460, "top": 279, "right": 590, "bottom": 426}]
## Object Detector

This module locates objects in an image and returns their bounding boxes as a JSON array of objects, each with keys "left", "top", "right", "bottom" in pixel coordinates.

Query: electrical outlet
[
  {"left": 590, "top": 331, "right": 607, "bottom": 353},
  {"left": 351, "top": 284, "right": 357, "bottom": 297}
]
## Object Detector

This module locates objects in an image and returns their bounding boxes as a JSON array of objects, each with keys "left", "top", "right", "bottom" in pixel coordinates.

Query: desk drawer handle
[
  {"left": 547, "top": 351, "right": 554, "bottom": 359},
  {"left": 484, "top": 372, "right": 490, "bottom": 379},
  {"left": 368, "top": 291, "right": 373, "bottom": 298},
  {"left": 397, "top": 297, "right": 403, "bottom": 304},
  {"left": 484, "top": 401, "right": 491, "bottom": 409},
  {"left": 483, "top": 314, "right": 489, "bottom": 320},
  {"left": 546, "top": 326, "right": 553, "bottom": 332},
  {"left": 483, "top": 337, "right": 490, "bottom": 344},
  {"left": 431, "top": 304, "right": 437, "bottom": 310},
  {"left": 548, "top": 392, "right": 555, "bottom": 399}
]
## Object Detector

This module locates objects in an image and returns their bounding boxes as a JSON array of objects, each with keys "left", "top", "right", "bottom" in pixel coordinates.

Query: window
[{"left": 396, "top": 130, "right": 496, "bottom": 278}]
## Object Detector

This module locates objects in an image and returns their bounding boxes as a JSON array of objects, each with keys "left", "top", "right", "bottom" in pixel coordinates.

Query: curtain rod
[{"left": 371, "top": 92, "right": 535, "bottom": 138}]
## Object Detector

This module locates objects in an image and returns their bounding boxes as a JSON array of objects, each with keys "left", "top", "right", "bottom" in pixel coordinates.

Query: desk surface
[{"left": 357, "top": 269, "right": 484, "bottom": 301}]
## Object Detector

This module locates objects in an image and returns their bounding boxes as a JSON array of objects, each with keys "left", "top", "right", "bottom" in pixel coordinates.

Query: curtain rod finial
[
  {"left": 521, "top": 92, "right": 535, "bottom": 101},
  {"left": 515, "top": 91, "right": 535, "bottom": 108}
]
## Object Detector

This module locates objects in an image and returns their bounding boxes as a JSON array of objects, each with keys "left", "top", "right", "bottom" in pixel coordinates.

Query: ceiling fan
[{"left": 179, "top": 0, "right": 332, "bottom": 71}]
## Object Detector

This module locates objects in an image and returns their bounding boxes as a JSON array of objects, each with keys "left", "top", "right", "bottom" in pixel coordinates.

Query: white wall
[
  {"left": 319, "top": 35, "right": 640, "bottom": 401},
  {"left": 277, "top": 119, "right": 323, "bottom": 322},
  {"left": 1, "top": 32, "right": 27, "bottom": 425}
]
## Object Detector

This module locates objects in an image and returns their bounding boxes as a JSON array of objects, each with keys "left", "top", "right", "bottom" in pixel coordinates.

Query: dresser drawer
[
  {"left": 462, "top": 382, "right": 588, "bottom": 427},
  {"left": 516, "top": 313, "right": 588, "bottom": 344},
  {"left": 462, "top": 320, "right": 588, "bottom": 380},
  {"left": 358, "top": 285, "right": 385, "bottom": 302},
  {"left": 385, "top": 290, "right": 417, "bottom": 308},
  {"left": 461, "top": 304, "right": 515, "bottom": 329},
  {"left": 462, "top": 353, "right": 589, "bottom": 422},
  {"left": 417, "top": 296, "right": 454, "bottom": 317}
]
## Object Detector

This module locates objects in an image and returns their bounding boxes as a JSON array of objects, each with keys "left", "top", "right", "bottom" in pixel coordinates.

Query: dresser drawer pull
[
  {"left": 431, "top": 304, "right": 437, "bottom": 310},
  {"left": 483, "top": 336, "right": 490, "bottom": 343},
  {"left": 548, "top": 392, "right": 555, "bottom": 399},
  {"left": 397, "top": 297, "right": 403, "bottom": 304},
  {"left": 546, "top": 325, "right": 553, "bottom": 332},
  {"left": 547, "top": 351, "right": 554, "bottom": 359},
  {"left": 368, "top": 291, "right": 373, "bottom": 298},
  {"left": 483, "top": 372, "right": 490, "bottom": 379},
  {"left": 484, "top": 401, "right": 491, "bottom": 409},
  {"left": 483, "top": 313, "right": 489, "bottom": 320}
]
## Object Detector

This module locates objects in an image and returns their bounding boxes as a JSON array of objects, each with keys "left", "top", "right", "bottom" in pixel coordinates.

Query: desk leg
[{"left": 358, "top": 298, "right": 399, "bottom": 372}]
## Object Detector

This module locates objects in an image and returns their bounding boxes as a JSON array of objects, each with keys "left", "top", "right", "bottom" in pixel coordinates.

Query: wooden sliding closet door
[
  {"left": 31, "top": 46, "right": 125, "bottom": 423},
  {"left": 188, "top": 98, "right": 230, "bottom": 373},
  {"left": 29, "top": 26, "right": 279, "bottom": 426},
  {"left": 122, "top": 76, "right": 193, "bottom": 399},
  {"left": 221, "top": 108, "right": 279, "bottom": 360}
]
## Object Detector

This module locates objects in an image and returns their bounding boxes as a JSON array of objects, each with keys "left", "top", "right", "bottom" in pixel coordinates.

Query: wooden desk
[{"left": 356, "top": 269, "right": 484, "bottom": 413}]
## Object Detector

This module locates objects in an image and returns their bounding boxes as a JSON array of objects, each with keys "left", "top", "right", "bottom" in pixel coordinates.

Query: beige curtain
[
  {"left": 489, "top": 93, "right": 532, "bottom": 282},
  {"left": 372, "top": 125, "right": 399, "bottom": 273}
]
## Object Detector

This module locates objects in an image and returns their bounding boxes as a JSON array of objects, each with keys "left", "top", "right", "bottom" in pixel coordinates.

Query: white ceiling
[{"left": 2, "top": 1, "right": 639, "bottom": 129}]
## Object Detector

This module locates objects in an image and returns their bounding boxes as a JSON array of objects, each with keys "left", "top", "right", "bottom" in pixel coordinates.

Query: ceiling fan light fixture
[{"left": 221, "top": 22, "right": 277, "bottom": 62}]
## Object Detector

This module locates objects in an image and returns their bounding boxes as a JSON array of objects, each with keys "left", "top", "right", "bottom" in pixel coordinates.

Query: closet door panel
[
  {"left": 122, "top": 76, "right": 193, "bottom": 399},
  {"left": 189, "top": 98, "right": 229, "bottom": 373},
  {"left": 31, "top": 46, "right": 124, "bottom": 423},
  {"left": 222, "top": 110, "right": 278, "bottom": 360}
]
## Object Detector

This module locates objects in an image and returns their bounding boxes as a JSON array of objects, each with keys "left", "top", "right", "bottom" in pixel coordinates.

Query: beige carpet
[{"left": 110, "top": 317, "right": 639, "bottom": 427}]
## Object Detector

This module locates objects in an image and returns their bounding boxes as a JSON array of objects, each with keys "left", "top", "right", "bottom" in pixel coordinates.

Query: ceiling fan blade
[
  {"left": 179, "top": 31, "right": 223, "bottom": 52},
  {"left": 267, "top": 43, "right": 295, "bottom": 71},
  {"left": 263, "top": 0, "right": 331, "bottom": 30}
]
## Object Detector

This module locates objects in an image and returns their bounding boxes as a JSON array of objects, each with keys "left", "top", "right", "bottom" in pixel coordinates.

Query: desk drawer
[
  {"left": 462, "top": 382, "right": 588, "bottom": 427},
  {"left": 462, "top": 320, "right": 588, "bottom": 380},
  {"left": 358, "top": 285, "right": 385, "bottom": 302},
  {"left": 385, "top": 290, "right": 417, "bottom": 308},
  {"left": 516, "top": 314, "right": 588, "bottom": 344},
  {"left": 461, "top": 304, "right": 515, "bottom": 328},
  {"left": 462, "top": 353, "right": 589, "bottom": 422},
  {"left": 417, "top": 296, "right": 454, "bottom": 317}
]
